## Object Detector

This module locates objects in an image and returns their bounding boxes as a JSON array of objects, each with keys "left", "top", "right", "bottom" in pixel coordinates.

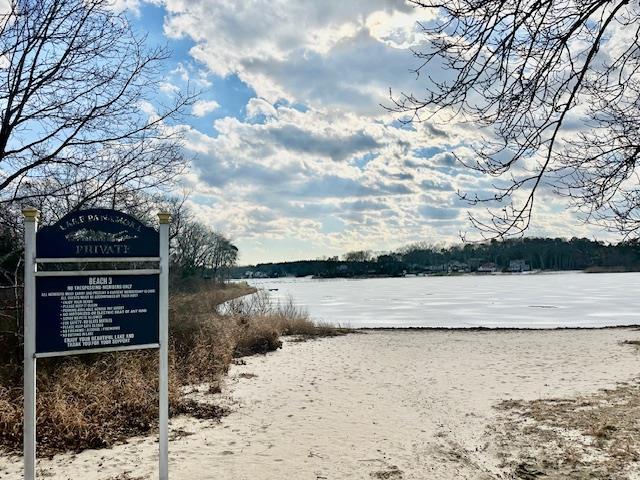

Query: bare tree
[
  {"left": 171, "top": 208, "right": 238, "bottom": 281},
  {"left": 0, "top": 0, "right": 194, "bottom": 214},
  {"left": 343, "top": 250, "right": 374, "bottom": 262},
  {"left": 392, "top": 0, "right": 640, "bottom": 238},
  {"left": 209, "top": 234, "right": 238, "bottom": 282}
]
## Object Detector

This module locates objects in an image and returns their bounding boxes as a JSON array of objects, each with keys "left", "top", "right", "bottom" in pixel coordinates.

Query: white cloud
[
  {"left": 159, "top": 0, "right": 428, "bottom": 110},
  {"left": 159, "top": 81, "right": 180, "bottom": 95},
  {"left": 192, "top": 99, "right": 220, "bottom": 117},
  {"left": 246, "top": 98, "right": 278, "bottom": 121},
  {"left": 0, "top": 0, "right": 11, "bottom": 14},
  {"left": 170, "top": 63, "right": 190, "bottom": 82},
  {"left": 111, "top": 0, "right": 142, "bottom": 15},
  {"left": 366, "top": 9, "right": 433, "bottom": 49}
]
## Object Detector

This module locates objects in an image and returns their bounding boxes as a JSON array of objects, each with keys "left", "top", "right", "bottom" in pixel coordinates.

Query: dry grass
[
  {"left": 494, "top": 379, "right": 640, "bottom": 479},
  {"left": 0, "top": 351, "right": 172, "bottom": 455},
  {"left": 225, "top": 290, "right": 353, "bottom": 341},
  {"left": 0, "top": 282, "right": 348, "bottom": 456}
]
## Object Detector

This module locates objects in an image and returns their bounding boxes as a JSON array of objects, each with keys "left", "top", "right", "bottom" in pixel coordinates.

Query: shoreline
[{"left": 356, "top": 323, "right": 640, "bottom": 331}]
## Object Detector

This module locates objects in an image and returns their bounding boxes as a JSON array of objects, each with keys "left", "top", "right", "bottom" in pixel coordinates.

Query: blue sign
[
  {"left": 36, "top": 274, "right": 159, "bottom": 355},
  {"left": 36, "top": 208, "right": 159, "bottom": 258}
]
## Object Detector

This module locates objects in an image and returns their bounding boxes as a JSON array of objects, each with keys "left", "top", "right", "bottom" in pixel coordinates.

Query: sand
[{"left": 1, "top": 328, "right": 639, "bottom": 479}]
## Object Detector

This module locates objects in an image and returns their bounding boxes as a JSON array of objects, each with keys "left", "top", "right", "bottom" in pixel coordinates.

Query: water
[{"left": 243, "top": 272, "right": 640, "bottom": 329}]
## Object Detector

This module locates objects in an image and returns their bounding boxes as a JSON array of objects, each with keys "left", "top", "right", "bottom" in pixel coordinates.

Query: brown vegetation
[
  {"left": 225, "top": 290, "right": 353, "bottom": 341},
  {"left": 0, "top": 282, "right": 347, "bottom": 456},
  {"left": 494, "top": 379, "right": 640, "bottom": 479}
]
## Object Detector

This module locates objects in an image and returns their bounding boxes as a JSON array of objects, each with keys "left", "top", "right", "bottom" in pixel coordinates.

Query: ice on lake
[{"left": 244, "top": 272, "right": 640, "bottom": 329}]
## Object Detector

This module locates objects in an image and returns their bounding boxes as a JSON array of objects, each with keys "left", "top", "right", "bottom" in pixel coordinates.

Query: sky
[{"left": 123, "top": 0, "right": 613, "bottom": 265}]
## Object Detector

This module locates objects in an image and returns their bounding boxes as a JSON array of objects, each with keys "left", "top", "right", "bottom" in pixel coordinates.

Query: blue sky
[{"left": 124, "top": 0, "right": 611, "bottom": 264}]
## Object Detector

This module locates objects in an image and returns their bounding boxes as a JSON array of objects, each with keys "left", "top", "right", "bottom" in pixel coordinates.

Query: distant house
[
  {"left": 508, "top": 259, "right": 531, "bottom": 272},
  {"left": 426, "top": 264, "right": 447, "bottom": 273},
  {"left": 477, "top": 262, "right": 497, "bottom": 273},
  {"left": 243, "top": 270, "right": 268, "bottom": 278},
  {"left": 448, "top": 261, "right": 470, "bottom": 273}
]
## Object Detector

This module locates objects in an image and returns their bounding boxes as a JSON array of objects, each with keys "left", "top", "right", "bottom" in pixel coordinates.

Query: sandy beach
[{"left": 1, "top": 328, "right": 639, "bottom": 479}]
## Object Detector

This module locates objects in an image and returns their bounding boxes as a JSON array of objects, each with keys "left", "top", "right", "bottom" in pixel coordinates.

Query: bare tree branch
[
  {"left": 0, "top": 0, "right": 196, "bottom": 212},
  {"left": 391, "top": 0, "right": 640, "bottom": 239}
]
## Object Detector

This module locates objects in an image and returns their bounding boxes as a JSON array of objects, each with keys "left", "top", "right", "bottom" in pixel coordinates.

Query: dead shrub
[
  {"left": 234, "top": 316, "right": 282, "bottom": 356},
  {"left": 225, "top": 291, "right": 352, "bottom": 340}
]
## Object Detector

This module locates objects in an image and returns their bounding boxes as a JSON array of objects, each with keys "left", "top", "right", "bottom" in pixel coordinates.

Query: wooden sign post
[{"left": 22, "top": 208, "right": 171, "bottom": 480}]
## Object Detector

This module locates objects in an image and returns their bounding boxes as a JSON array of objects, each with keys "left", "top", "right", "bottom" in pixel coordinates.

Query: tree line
[{"left": 234, "top": 237, "right": 640, "bottom": 279}]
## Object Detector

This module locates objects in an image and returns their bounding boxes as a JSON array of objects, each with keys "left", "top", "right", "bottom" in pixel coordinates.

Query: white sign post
[
  {"left": 22, "top": 208, "right": 171, "bottom": 479},
  {"left": 22, "top": 207, "right": 38, "bottom": 480},
  {"left": 158, "top": 212, "right": 170, "bottom": 480}
]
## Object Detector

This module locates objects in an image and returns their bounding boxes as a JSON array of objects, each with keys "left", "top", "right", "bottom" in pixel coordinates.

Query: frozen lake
[{"left": 244, "top": 272, "right": 640, "bottom": 329}]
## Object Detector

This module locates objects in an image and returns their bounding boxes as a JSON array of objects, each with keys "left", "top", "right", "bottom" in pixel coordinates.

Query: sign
[
  {"left": 36, "top": 275, "right": 159, "bottom": 355},
  {"left": 22, "top": 207, "right": 171, "bottom": 480},
  {"left": 36, "top": 208, "right": 159, "bottom": 258}
]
